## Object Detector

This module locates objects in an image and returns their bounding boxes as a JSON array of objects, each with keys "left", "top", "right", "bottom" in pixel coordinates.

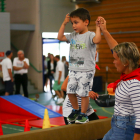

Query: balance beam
[{"left": 0, "top": 118, "right": 111, "bottom": 140}]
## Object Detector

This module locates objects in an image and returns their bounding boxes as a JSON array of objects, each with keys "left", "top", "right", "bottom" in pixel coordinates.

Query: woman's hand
[
  {"left": 99, "top": 17, "right": 107, "bottom": 32},
  {"left": 89, "top": 91, "right": 99, "bottom": 100}
]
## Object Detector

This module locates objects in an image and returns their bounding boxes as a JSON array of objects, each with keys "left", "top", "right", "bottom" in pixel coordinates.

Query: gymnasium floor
[{"left": 1, "top": 91, "right": 114, "bottom": 135}]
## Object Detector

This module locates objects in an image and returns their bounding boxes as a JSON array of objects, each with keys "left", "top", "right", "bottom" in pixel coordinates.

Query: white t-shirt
[
  {"left": 50, "top": 63, "right": 54, "bottom": 70},
  {"left": 1, "top": 57, "right": 12, "bottom": 81},
  {"left": 55, "top": 60, "right": 65, "bottom": 82},
  {"left": 65, "top": 31, "right": 96, "bottom": 71},
  {"left": 13, "top": 57, "right": 29, "bottom": 74}
]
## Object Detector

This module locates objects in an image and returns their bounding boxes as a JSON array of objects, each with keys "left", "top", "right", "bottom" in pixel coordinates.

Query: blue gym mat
[{"left": 1, "top": 95, "right": 62, "bottom": 119}]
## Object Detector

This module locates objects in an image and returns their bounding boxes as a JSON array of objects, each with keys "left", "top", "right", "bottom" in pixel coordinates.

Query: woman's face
[{"left": 113, "top": 52, "right": 127, "bottom": 73}]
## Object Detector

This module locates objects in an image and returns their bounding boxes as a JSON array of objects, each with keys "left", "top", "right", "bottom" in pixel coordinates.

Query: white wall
[
  {"left": 40, "top": 0, "right": 75, "bottom": 32},
  {"left": 2, "top": 0, "right": 75, "bottom": 92},
  {"left": 0, "top": 13, "right": 10, "bottom": 59},
  {"left": 6, "top": 0, "right": 43, "bottom": 92}
]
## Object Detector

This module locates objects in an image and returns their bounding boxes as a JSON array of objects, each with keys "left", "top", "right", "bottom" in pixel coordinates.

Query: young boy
[{"left": 57, "top": 8, "right": 101, "bottom": 124}]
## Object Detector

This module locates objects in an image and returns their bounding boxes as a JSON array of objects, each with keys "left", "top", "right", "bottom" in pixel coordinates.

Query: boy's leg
[
  {"left": 74, "top": 70, "right": 95, "bottom": 124},
  {"left": 64, "top": 117, "right": 75, "bottom": 125},
  {"left": 75, "top": 97, "right": 89, "bottom": 124},
  {"left": 67, "top": 94, "right": 80, "bottom": 122},
  {"left": 68, "top": 94, "right": 78, "bottom": 109},
  {"left": 81, "top": 96, "right": 89, "bottom": 113},
  {"left": 66, "top": 71, "right": 80, "bottom": 122}
]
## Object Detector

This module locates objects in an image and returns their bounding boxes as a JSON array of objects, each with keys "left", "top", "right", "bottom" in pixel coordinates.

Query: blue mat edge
[{"left": 1, "top": 95, "right": 62, "bottom": 119}]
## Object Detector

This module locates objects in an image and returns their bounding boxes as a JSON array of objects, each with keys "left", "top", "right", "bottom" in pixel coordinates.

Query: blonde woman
[{"left": 98, "top": 17, "right": 140, "bottom": 140}]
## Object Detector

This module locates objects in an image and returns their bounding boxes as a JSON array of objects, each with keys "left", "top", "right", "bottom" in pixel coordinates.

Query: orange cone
[
  {"left": 0, "top": 122, "right": 3, "bottom": 135},
  {"left": 24, "top": 120, "right": 30, "bottom": 132}
]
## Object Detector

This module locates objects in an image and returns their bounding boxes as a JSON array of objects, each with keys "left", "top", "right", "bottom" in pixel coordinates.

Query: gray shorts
[{"left": 67, "top": 70, "right": 95, "bottom": 97}]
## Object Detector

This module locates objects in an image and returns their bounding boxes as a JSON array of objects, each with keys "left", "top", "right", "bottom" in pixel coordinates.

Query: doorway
[{"left": 42, "top": 32, "right": 70, "bottom": 93}]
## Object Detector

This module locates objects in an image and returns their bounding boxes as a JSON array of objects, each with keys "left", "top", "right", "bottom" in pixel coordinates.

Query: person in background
[
  {"left": 62, "top": 56, "right": 69, "bottom": 79},
  {"left": 62, "top": 56, "right": 69, "bottom": 98},
  {"left": 13, "top": 50, "right": 29, "bottom": 98},
  {"left": 43, "top": 55, "right": 48, "bottom": 88},
  {"left": 44, "top": 53, "right": 51, "bottom": 91},
  {"left": 46, "top": 53, "right": 51, "bottom": 62},
  {"left": 0, "top": 50, "right": 14, "bottom": 96},
  {"left": 53, "top": 55, "right": 65, "bottom": 104},
  {"left": 47, "top": 54, "right": 57, "bottom": 94}
]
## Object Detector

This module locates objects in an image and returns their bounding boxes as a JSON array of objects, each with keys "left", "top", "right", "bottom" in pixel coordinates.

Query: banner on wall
[{"left": 0, "top": 52, "right": 5, "bottom": 57}]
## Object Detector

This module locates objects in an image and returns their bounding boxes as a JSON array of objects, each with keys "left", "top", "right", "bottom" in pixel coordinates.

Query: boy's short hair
[{"left": 70, "top": 8, "right": 90, "bottom": 25}]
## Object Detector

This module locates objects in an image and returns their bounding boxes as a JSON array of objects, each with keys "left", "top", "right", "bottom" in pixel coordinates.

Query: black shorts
[{"left": 4, "top": 80, "right": 14, "bottom": 94}]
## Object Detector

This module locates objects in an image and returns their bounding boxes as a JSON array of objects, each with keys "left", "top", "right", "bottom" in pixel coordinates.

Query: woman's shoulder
[
  {"left": 129, "top": 79, "right": 140, "bottom": 84},
  {"left": 120, "top": 79, "right": 140, "bottom": 88},
  {"left": 125, "top": 79, "right": 140, "bottom": 89}
]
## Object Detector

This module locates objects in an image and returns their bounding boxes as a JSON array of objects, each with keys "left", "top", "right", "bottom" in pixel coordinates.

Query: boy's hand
[
  {"left": 95, "top": 16, "right": 101, "bottom": 27},
  {"left": 63, "top": 13, "right": 70, "bottom": 25},
  {"left": 95, "top": 16, "right": 106, "bottom": 32},
  {"left": 95, "top": 16, "right": 104, "bottom": 26}
]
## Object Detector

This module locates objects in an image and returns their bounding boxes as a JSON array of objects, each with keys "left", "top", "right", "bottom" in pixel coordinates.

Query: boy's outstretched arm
[
  {"left": 93, "top": 26, "right": 101, "bottom": 44},
  {"left": 57, "top": 14, "right": 70, "bottom": 41},
  {"left": 92, "top": 19, "right": 101, "bottom": 44}
]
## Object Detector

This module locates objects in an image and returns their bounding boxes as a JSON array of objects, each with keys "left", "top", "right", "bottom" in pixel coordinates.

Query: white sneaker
[{"left": 56, "top": 98, "right": 64, "bottom": 104}]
